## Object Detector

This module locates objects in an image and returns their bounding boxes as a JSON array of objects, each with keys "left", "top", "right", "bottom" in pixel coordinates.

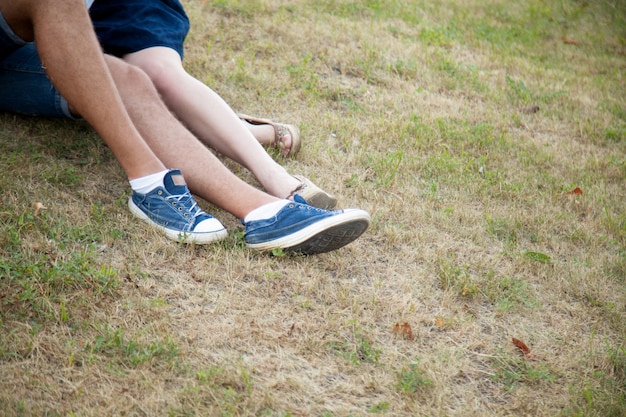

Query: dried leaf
[
  {"left": 567, "top": 187, "right": 583, "bottom": 195},
  {"left": 435, "top": 317, "right": 446, "bottom": 328},
  {"left": 33, "top": 202, "right": 47, "bottom": 217},
  {"left": 512, "top": 337, "right": 532, "bottom": 356},
  {"left": 562, "top": 36, "right": 580, "bottom": 46},
  {"left": 392, "top": 322, "right": 414, "bottom": 340},
  {"left": 521, "top": 104, "right": 540, "bottom": 114}
]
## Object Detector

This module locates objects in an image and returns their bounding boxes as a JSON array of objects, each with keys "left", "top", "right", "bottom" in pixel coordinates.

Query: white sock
[
  {"left": 129, "top": 170, "right": 169, "bottom": 194},
  {"left": 244, "top": 200, "right": 290, "bottom": 222}
]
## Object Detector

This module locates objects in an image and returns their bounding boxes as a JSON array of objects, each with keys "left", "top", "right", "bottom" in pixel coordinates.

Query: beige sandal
[
  {"left": 238, "top": 113, "right": 301, "bottom": 157},
  {"left": 288, "top": 175, "right": 337, "bottom": 210}
]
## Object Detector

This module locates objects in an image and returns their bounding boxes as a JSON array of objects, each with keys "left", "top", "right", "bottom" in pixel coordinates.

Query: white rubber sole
[{"left": 128, "top": 198, "right": 228, "bottom": 244}]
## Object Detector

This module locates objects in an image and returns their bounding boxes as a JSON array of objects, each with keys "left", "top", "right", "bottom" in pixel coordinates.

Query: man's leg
[{"left": 0, "top": 0, "right": 163, "bottom": 180}]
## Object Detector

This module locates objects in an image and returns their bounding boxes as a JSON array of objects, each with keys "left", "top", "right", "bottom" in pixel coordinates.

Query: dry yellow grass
[{"left": 1, "top": 0, "right": 625, "bottom": 416}]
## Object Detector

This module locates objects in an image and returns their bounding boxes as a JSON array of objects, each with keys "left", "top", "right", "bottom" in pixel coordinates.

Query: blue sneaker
[
  {"left": 243, "top": 195, "right": 370, "bottom": 254},
  {"left": 128, "top": 169, "right": 227, "bottom": 244}
]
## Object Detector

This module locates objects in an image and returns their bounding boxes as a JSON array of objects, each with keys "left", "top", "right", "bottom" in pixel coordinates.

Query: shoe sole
[
  {"left": 128, "top": 198, "right": 228, "bottom": 244},
  {"left": 247, "top": 210, "right": 370, "bottom": 254}
]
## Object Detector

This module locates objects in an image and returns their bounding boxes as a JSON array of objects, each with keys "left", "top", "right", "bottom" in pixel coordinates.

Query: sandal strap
[
  {"left": 238, "top": 113, "right": 301, "bottom": 156},
  {"left": 238, "top": 113, "right": 279, "bottom": 146},
  {"left": 274, "top": 124, "right": 291, "bottom": 148}
]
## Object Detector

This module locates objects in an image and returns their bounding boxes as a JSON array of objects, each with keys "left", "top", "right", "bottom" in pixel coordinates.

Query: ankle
[
  {"left": 264, "top": 170, "right": 301, "bottom": 199},
  {"left": 249, "top": 124, "right": 275, "bottom": 146},
  {"left": 129, "top": 169, "right": 169, "bottom": 194}
]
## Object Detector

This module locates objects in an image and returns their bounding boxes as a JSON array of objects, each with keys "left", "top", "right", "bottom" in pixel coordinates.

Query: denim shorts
[{"left": 0, "top": 43, "right": 72, "bottom": 118}]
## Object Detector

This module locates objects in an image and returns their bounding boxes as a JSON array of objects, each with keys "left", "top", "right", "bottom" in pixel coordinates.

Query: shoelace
[
  {"left": 166, "top": 191, "right": 205, "bottom": 220},
  {"left": 290, "top": 201, "right": 325, "bottom": 213}
]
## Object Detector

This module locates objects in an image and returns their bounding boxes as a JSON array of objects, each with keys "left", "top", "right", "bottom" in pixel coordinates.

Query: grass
[{"left": 1, "top": 0, "right": 625, "bottom": 415}]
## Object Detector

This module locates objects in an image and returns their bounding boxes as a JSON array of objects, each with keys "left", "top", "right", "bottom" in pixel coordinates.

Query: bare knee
[
  {"left": 134, "top": 60, "right": 185, "bottom": 100},
  {"left": 105, "top": 55, "right": 157, "bottom": 96},
  {"left": 123, "top": 48, "right": 187, "bottom": 98}
]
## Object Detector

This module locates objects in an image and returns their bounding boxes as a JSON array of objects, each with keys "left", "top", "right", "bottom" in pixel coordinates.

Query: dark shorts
[{"left": 89, "top": 0, "right": 190, "bottom": 59}]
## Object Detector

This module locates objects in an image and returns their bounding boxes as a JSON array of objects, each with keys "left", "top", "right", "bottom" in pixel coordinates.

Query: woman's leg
[{"left": 123, "top": 46, "right": 303, "bottom": 199}]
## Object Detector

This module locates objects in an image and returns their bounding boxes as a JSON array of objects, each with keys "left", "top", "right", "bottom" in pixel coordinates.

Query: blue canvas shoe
[
  {"left": 128, "top": 169, "right": 227, "bottom": 244},
  {"left": 243, "top": 195, "right": 370, "bottom": 254}
]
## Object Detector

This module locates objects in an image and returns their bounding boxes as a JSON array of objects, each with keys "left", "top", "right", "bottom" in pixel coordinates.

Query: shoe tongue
[
  {"left": 163, "top": 169, "right": 187, "bottom": 194},
  {"left": 293, "top": 194, "right": 308, "bottom": 205}
]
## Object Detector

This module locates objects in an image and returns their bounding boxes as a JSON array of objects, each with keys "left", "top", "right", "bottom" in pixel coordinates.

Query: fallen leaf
[
  {"left": 435, "top": 317, "right": 446, "bottom": 328},
  {"left": 567, "top": 187, "right": 583, "bottom": 195},
  {"left": 521, "top": 104, "right": 540, "bottom": 114},
  {"left": 562, "top": 36, "right": 580, "bottom": 46},
  {"left": 33, "top": 202, "right": 47, "bottom": 216},
  {"left": 392, "top": 322, "right": 414, "bottom": 340},
  {"left": 512, "top": 337, "right": 532, "bottom": 356}
]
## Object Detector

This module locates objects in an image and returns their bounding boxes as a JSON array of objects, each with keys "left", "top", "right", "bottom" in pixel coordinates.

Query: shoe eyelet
[
  {"left": 289, "top": 204, "right": 295, "bottom": 208},
  {"left": 178, "top": 207, "right": 183, "bottom": 212},
  {"left": 157, "top": 190, "right": 163, "bottom": 196}
]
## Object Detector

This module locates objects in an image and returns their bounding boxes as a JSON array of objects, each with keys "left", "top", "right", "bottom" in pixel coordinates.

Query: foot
[
  {"left": 273, "top": 124, "right": 299, "bottom": 156},
  {"left": 128, "top": 169, "right": 228, "bottom": 244},
  {"left": 243, "top": 195, "right": 370, "bottom": 255},
  {"left": 239, "top": 114, "right": 301, "bottom": 157},
  {"left": 287, "top": 175, "right": 338, "bottom": 210}
]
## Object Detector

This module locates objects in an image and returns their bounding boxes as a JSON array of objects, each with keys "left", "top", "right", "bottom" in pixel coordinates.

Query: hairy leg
[
  {"left": 0, "top": 0, "right": 164, "bottom": 179},
  {"left": 123, "top": 47, "right": 301, "bottom": 198}
]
